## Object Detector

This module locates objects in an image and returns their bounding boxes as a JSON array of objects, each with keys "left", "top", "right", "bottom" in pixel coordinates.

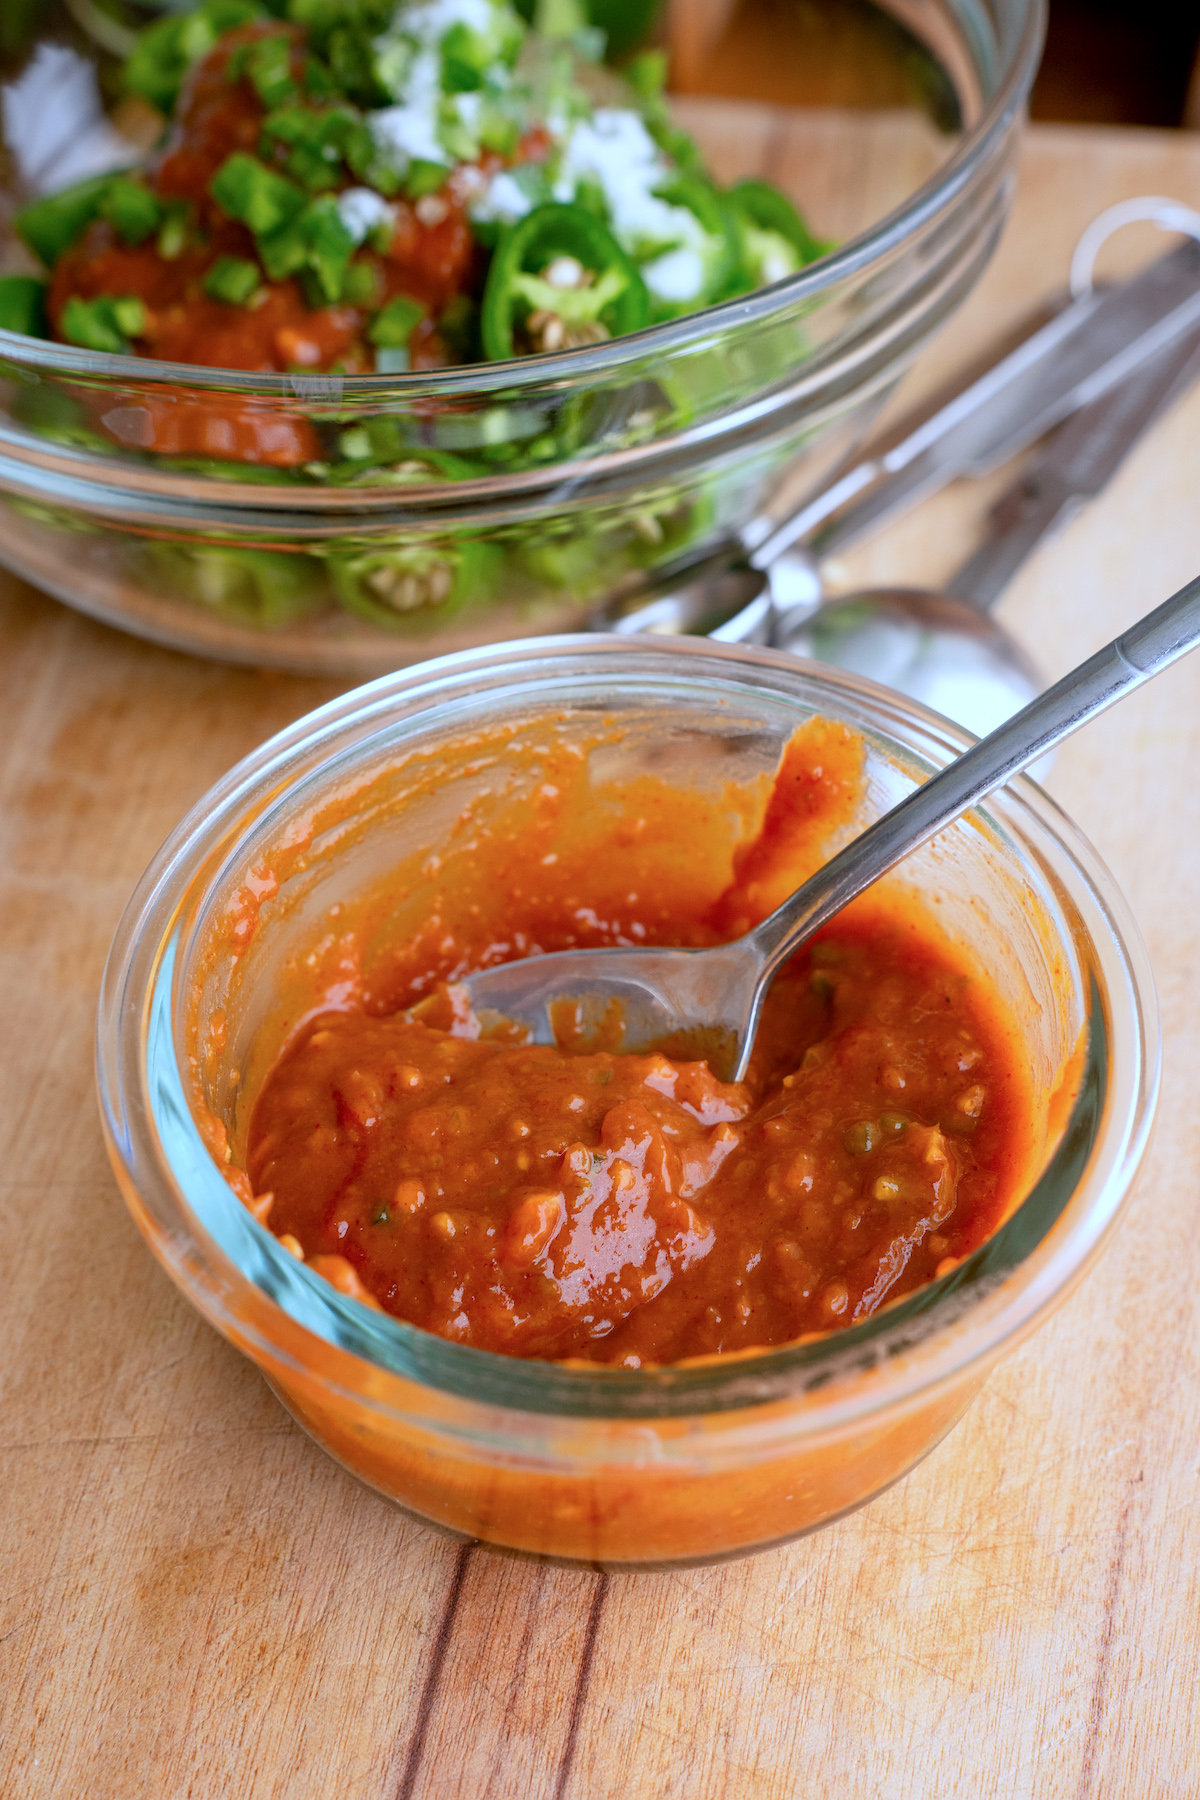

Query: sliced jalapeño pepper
[
  {"left": 644, "top": 177, "right": 742, "bottom": 317},
  {"left": 728, "top": 179, "right": 830, "bottom": 284},
  {"left": 146, "top": 542, "right": 326, "bottom": 628},
  {"left": 324, "top": 436, "right": 476, "bottom": 484},
  {"left": 0, "top": 276, "right": 49, "bottom": 338},
  {"left": 328, "top": 535, "right": 497, "bottom": 631},
  {"left": 481, "top": 203, "right": 648, "bottom": 361}
]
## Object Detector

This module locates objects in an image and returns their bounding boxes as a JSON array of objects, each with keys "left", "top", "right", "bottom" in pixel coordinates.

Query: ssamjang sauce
[{"left": 241, "top": 716, "right": 1036, "bottom": 1366}]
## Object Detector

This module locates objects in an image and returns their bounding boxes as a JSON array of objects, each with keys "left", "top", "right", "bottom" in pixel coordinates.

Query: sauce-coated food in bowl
[
  {"left": 0, "top": 3, "right": 1042, "bottom": 669},
  {"left": 236, "top": 717, "right": 1041, "bottom": 1365},
  {"left": 10, "top": 0, "right": 823, "bottom": 389},
  {"left": 100, "top": 639, "right": 1151, "bottom": 1564}
]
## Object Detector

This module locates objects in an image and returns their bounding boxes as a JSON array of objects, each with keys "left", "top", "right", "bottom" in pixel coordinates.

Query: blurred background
[
  {"left": 3, "top": 0, "right": 1199, "bottom": 127},
  {"left": 664, "top": 0, "right": 1200, "bottom": 129}
]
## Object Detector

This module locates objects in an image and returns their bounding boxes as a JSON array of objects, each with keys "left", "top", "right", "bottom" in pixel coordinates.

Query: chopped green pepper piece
[
  {"left": 0, "top": 276, "right": 49, "bottom": 338},
  {"left": 263, "top": 128, "right": 328, "bottom": 191},
  {"left": 287, "top": 0, "right": 395, "bottom": 54},
  {"left": 342, "top": 259, "right": 383, "bottom": 307},
  {"left": 300, "top": 194, "right": 355, "bottom": 301},
  {"left": 440, "top": 7, "right": 523, "bottom": 92},
  {"left": 482, "top": 203, "right": 648, "bottom": 360},
  {"left": 99, "top": 177, "right": 163, "bottom": 247},
  {"left": 124, "top": 0, "right": 266, "bottom": 113},
  {"left": 246, "top": 32, "right": 297, "bottom": 107},
  {"left": 203, "top": 256, "right": 264, "bottom": 305},
  {"left": 530, "top": 0, "right": 585, "bottom": 38},
  {"left": 624, "top": 50, "right": 667, "bottom": 99},
  {"left": 326, "top": 22, "right": 390, "bottom": 106},
  {"left": 60, "top": 294, "right": 147, "bottom": 354},
  {"left": 369, "top": 294, "right": 426, "bottom": 348},
  {"left": 260, "top": 102, "right": 371, "bottom": 191},
  {"left": 210, "top": 152, "right": 306, "bottom": 236},
  {"left": 15, "top": 173, "right": 115, "bottom": 267},
  {"left": 302, "top": 55, "right": 343, "bottom": 99},
  {"left": 157, "top": 202, "right": 190, "bottom": 260},
  {"left": 405, "top": 159, "right": 452, "bottom": 200},
  {"left": 261, "top": 102, "right": 315, "bottom": 147},
  {"left": 257, "top": 219, "right": 308, "bottom": 281},
  {"left": 257, "top": 193, "right": 354, "bottom": 299}
]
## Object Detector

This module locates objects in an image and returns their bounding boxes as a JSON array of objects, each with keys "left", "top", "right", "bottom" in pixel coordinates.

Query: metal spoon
[{"left": 461, "top": 567, "right": 1200, "bottom": 1082}]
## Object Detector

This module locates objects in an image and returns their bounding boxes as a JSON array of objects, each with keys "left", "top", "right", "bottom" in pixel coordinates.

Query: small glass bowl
[
  {"left": 96, "top": 636, "right": 1155, "bottom": 1567},
  {"left": 0, "top": 0, "right": 1043, "bottom": 674}
]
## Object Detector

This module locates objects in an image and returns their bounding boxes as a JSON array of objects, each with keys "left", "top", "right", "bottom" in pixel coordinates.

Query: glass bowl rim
[
  {"left": 96, "top": 633, "right": 1159, "bottom": 1429},
  {"left": 3, "top": 0, "right": 1045, "bottom": 401}
]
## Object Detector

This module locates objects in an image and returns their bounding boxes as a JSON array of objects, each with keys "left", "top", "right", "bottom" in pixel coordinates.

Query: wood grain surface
[{"left": 3, "top": 121, "right": 1200, "bottom": 1799}]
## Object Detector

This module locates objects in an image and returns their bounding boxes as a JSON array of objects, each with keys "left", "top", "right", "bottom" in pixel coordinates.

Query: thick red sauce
[{"left": 237, "top": 718, "right": 1037, "bottom": 1366}]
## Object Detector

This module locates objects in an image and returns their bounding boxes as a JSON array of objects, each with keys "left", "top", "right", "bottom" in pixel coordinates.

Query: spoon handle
[
  {"left": 752, "top": 571, "right": 1200, "bottom": 983},
  {"left": 946, "top": 322, "right": 1200, "bottom": 615}
]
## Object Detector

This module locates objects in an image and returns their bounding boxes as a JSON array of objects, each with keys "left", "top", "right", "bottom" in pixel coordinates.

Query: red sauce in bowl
[{"left": 235, "top": 716, "right": 1036, "bottom": 1365}]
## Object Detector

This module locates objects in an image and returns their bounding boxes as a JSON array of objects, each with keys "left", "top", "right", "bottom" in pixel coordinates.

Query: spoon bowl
[{"left": 777, "top": 585, "right": 1042, "bottom": 739}]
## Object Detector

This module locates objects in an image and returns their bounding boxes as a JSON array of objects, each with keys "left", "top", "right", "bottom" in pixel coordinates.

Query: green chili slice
[
  {"left": 648, "top": 177, "right": 741, "bottom": 311},
  {"left": 157, "top": 544, "right": 326, "bottom": 628},
  {"left": 210, "top": 153, "right": 307, "bottom": 236},
  {"left": 98, "top": 177, "right": 163, "bottom": 247},
  {"left": 729, "top": 179, "right": 829, "bottom": 280},
  {"left": 326, "top": 437, "right": 474, "bottom": 482},
  {"left": 15, "top": 173, "right": 116, "bottom": 267},
  {"left": 203, "top": 256, "right": 263, "bottom": 306},
  {"left": 60, "top": 294, "right": 148, "bottom": 354},
  {"left": 257, "top": 194, "right": 355, "bottom": 300},
  {"left": 328, "top": 536, "right": 493, "bottom": 629},
  {"left": 0, "top": 276, "right": 49, "bottom": 338},
  {"left": 123, "top": 0, "right": 266, "bottom": 114},
  {"left": 481, "top": 203, "right": 648, "bottom": 361}
]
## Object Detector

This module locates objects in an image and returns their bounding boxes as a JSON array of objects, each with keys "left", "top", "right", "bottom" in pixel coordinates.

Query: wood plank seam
[
  {"left": 393, "top": 1543, "right": 475, "bottom": 1800},
  {"left": 552, "top": 1574, "right": 610, "bottom": 1800},
  {"left": 1072, "top": 1476, "right": 1139, "bottom": 1800}
]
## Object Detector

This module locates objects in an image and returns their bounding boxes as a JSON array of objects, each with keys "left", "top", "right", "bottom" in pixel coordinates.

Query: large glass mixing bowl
[{"left": 0, "top": 0, "right": 1044, "bottom": 673}]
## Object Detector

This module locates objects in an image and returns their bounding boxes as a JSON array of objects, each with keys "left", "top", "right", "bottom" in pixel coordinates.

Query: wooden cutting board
[{"left": 3, "top": 119, "right": 1200, "bottom": 1799}]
